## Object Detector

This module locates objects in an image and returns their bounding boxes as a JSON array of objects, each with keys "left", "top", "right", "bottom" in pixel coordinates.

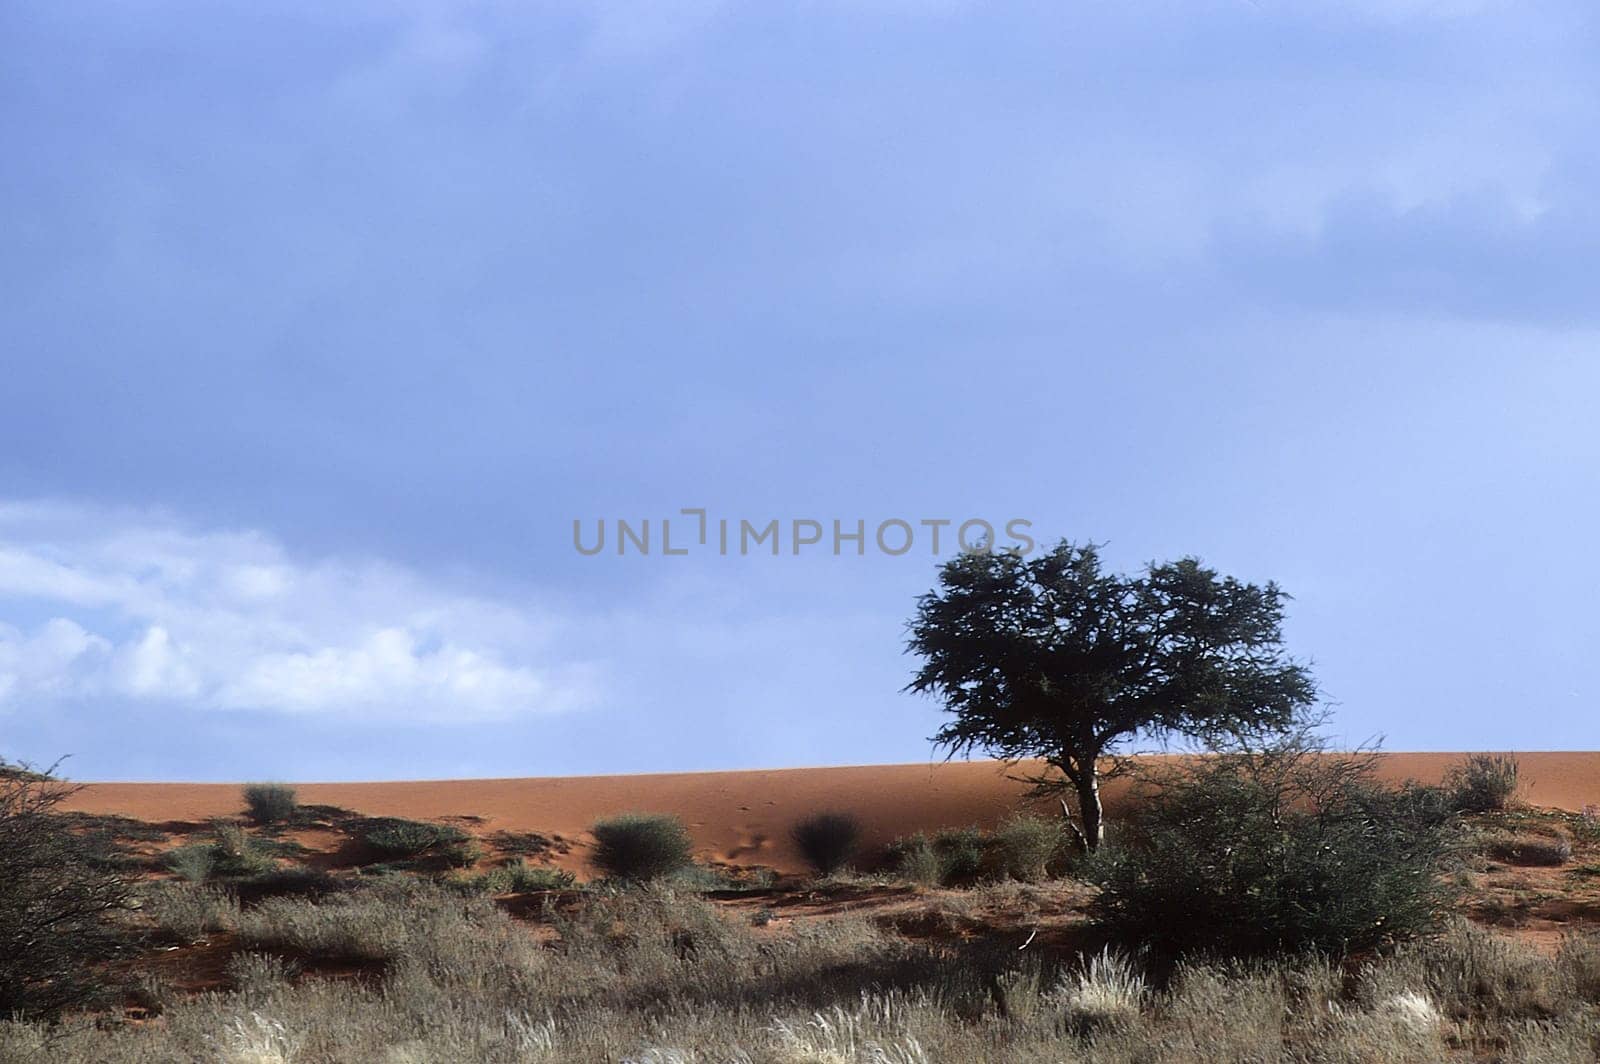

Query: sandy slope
[{"left": 63, "top": 753, "right": 1600, "bottom": 874}]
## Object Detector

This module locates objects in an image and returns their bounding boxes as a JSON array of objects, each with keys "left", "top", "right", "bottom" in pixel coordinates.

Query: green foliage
[
  {"left": 985, "top": 813, "right": 1066, "bottom": 882},
  {"left": 1090, "top": 732, "right": 1461, "bottom": 957},
  {"left": 887, "top": 833, "right": 943, "bottom": 885},
  {"left": 361, "top": 817, "right": 476, "bottom": 867},
  {"left": 589, "top": 813, "right": 694, "bottom": 882},
  {"left": 888, "top": 827, "right": 987, "bottom": 886},
  {"left": 1446, "top": 753, "right": 1520, "bottom": 813},
  {"left": 453, "top": 858, "right": 576, "bottom": 894},
  {"left": 907, "top": 541, "right": 1316, "bottom": 848},
  {"left": 163, "top": 843, "right": 216, "bottom": 883},
  {"left": 790, "top": 811, "right": 862, "bottom": 875},
  {"left": 242, "top": 783, "right": 298, "bottom": 825},
  {"left": 0, "top": 761, "right": 134, "bottom": 1018}
]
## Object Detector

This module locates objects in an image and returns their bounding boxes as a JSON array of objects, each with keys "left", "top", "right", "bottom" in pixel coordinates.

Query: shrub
[
  {"left": 888, "top": 827, "right": 987, "bottom": 886},
  {"left": 163, "top": 842, "right": 216, "bottom": 883},
  {"left": 1445, "top": 753, "right": 1520, "bottom": 813},
  {"left": 888, "top": 833, "right": 943, "bottom": 885},
  {"left": 361, "top": 817, "right": 476, "bottom": 866},
  {"left": 1090, "top": 733, "right": 1461, "bottom": 957},
  {"left": 791, "top": 812, "right": 862, "bottom": 875},
  {"left": 1485, "top": 831, "right": 1572, "bottom": 867},
  {"left": 0, "top": 760, "right": 134, "bottom": 1018},
  {"left": 932, "top": 826, "right": 986, "bottom": 885},
  {"left": 453, "top": 858, "right": 576, "bottom": 894},
  {"left": 987, "top": 813, "right": 1066, "bottom": 883},
  {"left": 140, "top": 883, "right": 239, "bottom": 944},
  {"left": 242, "top": 783, "right": 298, "bottom": 825},
  {"left": 590, "top": 813, "right": 694, "bottom": 881},
  {"left": 210, "top": 821, "right": 280, "bottom": 877}
]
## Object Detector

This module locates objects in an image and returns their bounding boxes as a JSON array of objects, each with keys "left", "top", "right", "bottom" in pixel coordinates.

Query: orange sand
[{"left": 62, "top": 754, "right": 1600, "bottom": 875}]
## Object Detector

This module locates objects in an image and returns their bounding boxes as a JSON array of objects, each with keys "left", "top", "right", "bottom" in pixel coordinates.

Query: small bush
[
  {"left": 1485, "top": 831, "right": 1572, "bottom": 867},
  {"left": 888, "top": 827, "right": 987, "bottom": 886},
  {"left": 987, "top": 813, "right": 1066, "bottom": 883},
  {"left": 242, "top": 783, "right": 298, "bottom": 825},
  {"left": 226, "top": 951, "right": 298, "bottom": 999},
  {"left": 1091, "top": 734, "right": 1461, "bottom": 957},
  {"left": 791, "top": 812, "right": 862, "bottom": 875},
  {"left": 1446, "top": 753, "right": 1520, "bottom": 813},
  {"left": 453, "top": 858, "right": 576, "bottom": 894},
  {"left": 888, "top": 833, "right": 943, "bottom": 886},
  {"left": 361, "top": 817, "right": 474, "bottom": 866},
  {"left": 140, "top": 883, "right": 239, "bottom": 944},
  {"left": 209, "top": 821, "right": 280, "bottom": 878},
  {"left": 932, "top": 826, "right": 986, "bottom": 885},
  {"left": 163, "top": 843, "right": 216, "bottom": 883},
  {"left": 590, "top": 813, "right": 694, "bottom": 881}
]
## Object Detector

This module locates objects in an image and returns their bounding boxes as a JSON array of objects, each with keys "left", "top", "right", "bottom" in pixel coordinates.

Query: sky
[{"left": 1, "top": 0, "right": 1597, "bottom": 781}]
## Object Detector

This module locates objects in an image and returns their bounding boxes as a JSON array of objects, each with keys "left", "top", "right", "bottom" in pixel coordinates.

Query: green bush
[
  {"left": 211, "top": 822, "right": 280, "bottom": 877},
  {"left": 163, "top": 843, "right": 216, "bottom": 883},
  {"left": 986, "top": 813, "right": 1065, "bottom": 882},
  {"left": 1446, "top": 753, "right": 1520, "bottom": 813},
  {"left": 453, "top": 858, "right": 576, "bottom": 894},
  {"left": 889, "top": 833, "right": 945, "bottom": 885},
  {"left": 590, "top": 813, "right": 694, "bottom": 881},
  {"left": 888, "top": 827, "right": 987, "bottom": 886},
  {"left": 1090, "top": 735, "right": 1461, "bottom": 957},
  {"left": 242, "top": 783, "right": 298, "bottom": 825},
  {"left": 790, "top": 812, "right": 862, "bottom": 875},
  {"left": 361, "top": 817, "right": 475, "bottom": 866}
]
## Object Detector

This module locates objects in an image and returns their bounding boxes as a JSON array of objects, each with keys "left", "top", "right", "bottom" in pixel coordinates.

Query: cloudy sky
[{"left": 2, "top": 1, "right": 1596, "bottom": 780}]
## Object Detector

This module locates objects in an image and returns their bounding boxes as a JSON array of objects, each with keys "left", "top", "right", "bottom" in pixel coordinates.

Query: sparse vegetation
[
  {"left": 361, "top": 816, "right": 479, "bottom": 868},
  {"left": 791, "top": 811, "right": 862, "bottom": 875},
  {"left": 986, "top": 812, "right": 1066, "bottom": 883},
  {"left": 889, "top": 826, "right": 988, "bottom": 887},
  {"left": 1090, "top": 730, "right": 1462, "bottom": 956},
  {"left": 452, "top": 858, "right": 576, "bottom": 894},
  {"left": 242, "top": 783, "right": 298, "bottom": 825},
  {"left": 589, "top": 813, "right": 694, "bottom": 882},
  {"left": 1484, "top": 829, "right": 1573, "bottom": 867},
  {"left": 7, "top": 881, "right": 1600, "bottom": 1062},
  {"left": 887, "top": 818, "right": 1066, "bottom": 887},
  {"left": 1447, "top": 753, "right": 1521, "bottom": 813}
]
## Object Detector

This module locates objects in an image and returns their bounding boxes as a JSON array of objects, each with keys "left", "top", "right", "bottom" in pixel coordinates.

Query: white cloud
[{"left": 0, "top": 501, "right": 596, "bottom": 721}]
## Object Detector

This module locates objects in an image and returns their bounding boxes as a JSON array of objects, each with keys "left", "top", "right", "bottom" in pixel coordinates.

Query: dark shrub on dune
[
  {"left": 243, "top": 783, "right": 298, "bottom": 826},
  {"left": 791, "top": 812, "right": 862, "bottom": 876},
  {"left": 1446, "top": 753, "right": 1520, "bottom": 813}
]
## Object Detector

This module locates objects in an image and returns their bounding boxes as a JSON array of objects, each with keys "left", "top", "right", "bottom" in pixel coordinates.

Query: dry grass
[{"left": 3, "top": 880, "right": 1598, "bottom": 1062}]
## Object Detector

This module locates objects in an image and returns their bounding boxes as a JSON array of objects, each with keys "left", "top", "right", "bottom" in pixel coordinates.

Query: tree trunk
[{"left": 1076, "top": 770, "right": 1104, "bottom": 851}]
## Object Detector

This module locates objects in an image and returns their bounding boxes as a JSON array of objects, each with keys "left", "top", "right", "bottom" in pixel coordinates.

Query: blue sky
[{"left": 2, "top": 0, "right": 1597, "bottom": 780}]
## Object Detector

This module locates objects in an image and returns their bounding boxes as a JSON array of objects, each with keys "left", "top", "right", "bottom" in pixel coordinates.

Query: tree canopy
[{"left": 906, "top": 540, "right": 1316, "bottom": 848}]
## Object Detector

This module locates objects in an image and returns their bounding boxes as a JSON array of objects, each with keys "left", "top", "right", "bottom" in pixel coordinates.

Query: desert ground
[
  {"left": 62, "top": 752, "right": 1600, "bottom": 877},
  {"left": 7, "top": 751, "right": 1599, "bottom": 1061}
]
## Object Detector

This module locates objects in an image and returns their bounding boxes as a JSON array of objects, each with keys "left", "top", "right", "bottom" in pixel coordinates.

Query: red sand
[{"left": 62, "top": 753, "right": 1600, "bottom": 874}]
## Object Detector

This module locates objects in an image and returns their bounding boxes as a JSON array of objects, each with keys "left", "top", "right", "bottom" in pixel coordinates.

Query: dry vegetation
[
  {"left": 4, "top": 883, "right": 1600, "bottom": 1063},
  {"left": 5, "top": 755, "right": 1600, "bottom": 1062}
]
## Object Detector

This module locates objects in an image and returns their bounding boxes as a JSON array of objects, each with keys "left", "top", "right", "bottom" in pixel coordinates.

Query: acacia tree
[
  {"left": 906, "top": 541, "right": 1316, "bottom": 850},
  {"left": 0, "top": 760, "right": 133, "bottom": 1018}
]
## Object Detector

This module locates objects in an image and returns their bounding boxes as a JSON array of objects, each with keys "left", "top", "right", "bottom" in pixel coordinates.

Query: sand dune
[{"left": 63, "top": 753, "right": 1600, "bottom": 874}]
